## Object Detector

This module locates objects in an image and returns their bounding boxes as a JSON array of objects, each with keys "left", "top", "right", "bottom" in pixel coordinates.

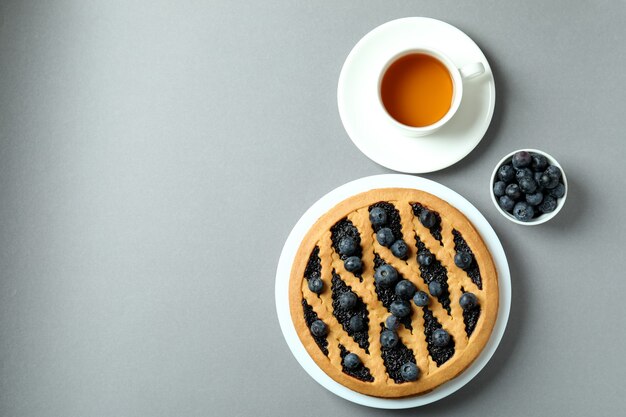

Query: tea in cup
[{"left": 377, "top": 48, "right": 485, "bottom": 137}]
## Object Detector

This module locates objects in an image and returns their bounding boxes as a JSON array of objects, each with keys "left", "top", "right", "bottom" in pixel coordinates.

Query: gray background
[{"left": 1, "top": 1, "right": 625, "bottom": 416}]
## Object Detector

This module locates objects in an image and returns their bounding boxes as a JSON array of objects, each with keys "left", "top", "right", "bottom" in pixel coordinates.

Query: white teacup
[{"left": 377, "top": 48, "right": 485, "bottom": 137}]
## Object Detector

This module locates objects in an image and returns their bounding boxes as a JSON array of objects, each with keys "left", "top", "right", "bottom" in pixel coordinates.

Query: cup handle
[{"left": 459, "top": 62, "right": 485, "bottom": 80}]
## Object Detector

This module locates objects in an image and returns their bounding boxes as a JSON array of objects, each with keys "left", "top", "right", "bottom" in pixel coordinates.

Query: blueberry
[
  {"left": 390, "top": 239, "right": 409, "bottom": 260},
  {"left": 343, "top": 353, "right": 361, "bottom": 370},
  {"left": 386, "top": 315, "right": 400, "bottom": 331},
  {"left": 400, "top": 362, "right": 419, "bottom": 381},
  {"left": 493, "top": 181, "right": 506, "bottom": 197},
  {"left": 395, "top": 279, "right": 417, "bottom": 300},
  {"left": 310, "top": 320, "right": 327, "bottom": 337},
  {"left": 338, "top": 292, "right": 357, "bottom": 310},
  {"left": 534, "top": 171, "right": 543, "bottom": 184},
  {"left": 516, "top": 168, "right": 533, "bottom": 181},
  {"left": 417, "top": 251, "right": 433, "bottom": 266},
  {"left": 459, "top": 292, "right": 479, "bottom": 310},
  {"left": 531, "top": 153, "right": 549, "bottom": 171},
  {"left": 380, "top": 329, "right": 399, "bottom": 349},
  {"left": 505, "top": 183, "right": 522, "bottom": 200},
  {"left": 498, "top": 195, "right": 515, "bottom": 212},
  {"left": 539, "top": 172, "right": 559, "bottom": 189},
  {"left": 432, "top": 329, "right": 451, "bottom": 347},
  {"left": 338, "top": 237, "right": 358, "bottom": 256},
  {"left": 498, "top": 164, "right": 515, "bottom": 183},
  {"left": 390, "top": 300, "right": 412, "bottom": 318},
  {"left": 374, "top": 264, "right": 398, "bottom": 287},
  {"left": 308, "top": 277, "right": 323, "bottom": 294},
  {"left": 454, "top": 252, "right": 473, "bottom": 270},
  {"left": 428, "top": 281, "right": 443, "bottom": 297},
  {"left": 376, "top": 227, "right": 395, "bottom": 247},
  {"left": 513, "top": 201, "right": 535, "bottom": 222},
  {"left": 512, "top": 151, "right": 532, "bottom": 169},
  {"left": 419, "top": 209, "right": 438, "bottom": 228},
  {"left": 525, "top": 191, "right": 544, "bottom": 206},
  {"left": 413, "top": 291, "right": 429, "bottom": 307},
  {"left": 369, "top": 206, "right": 387, "bottom": 228},
  {"left": 349, "top": 315, "right": 365, "bottom": 332},
  {"left": 538, "top": 195, "right": 558, "bottom": 213},
  {"left": 518, "top": 176, "right": 538, "bottom": 194},
  {"left": 545, "top": 165, "right": 562, "bottom": 180},
  {"left": 549, "top": 183, "right": 565, "bottom": 199},
  {"left": 344, "top": 256, "right": 362, "bottom": 273}
]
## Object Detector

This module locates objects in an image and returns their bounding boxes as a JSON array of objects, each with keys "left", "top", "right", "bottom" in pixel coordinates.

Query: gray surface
[{"left": 1, "top": 1, "right": 625, "bottom": 416}]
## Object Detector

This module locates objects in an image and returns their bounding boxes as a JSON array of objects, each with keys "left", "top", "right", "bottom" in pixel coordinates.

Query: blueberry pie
[{"left": 289, "top": 188, "right": 498, "bottom": 397}]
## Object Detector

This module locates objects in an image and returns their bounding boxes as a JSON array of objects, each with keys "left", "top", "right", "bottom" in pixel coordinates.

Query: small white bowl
[{"left": 490, "top": 149, "right": 568, "bottom": 225}]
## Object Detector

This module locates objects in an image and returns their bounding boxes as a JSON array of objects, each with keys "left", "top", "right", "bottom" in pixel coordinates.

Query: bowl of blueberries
[{"left": 490, "top": 149, "right": 567, "bottom": 225}]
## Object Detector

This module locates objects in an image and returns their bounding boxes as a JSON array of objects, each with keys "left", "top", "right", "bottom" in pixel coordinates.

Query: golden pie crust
[{"left": 289, "top": 188, "right": 498, "bottom": 398}]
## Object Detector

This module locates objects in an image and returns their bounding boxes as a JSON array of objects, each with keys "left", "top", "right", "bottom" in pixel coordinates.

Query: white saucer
[
  {"left": 275, "top": 174, "right": 511, "bottom": 409},
  {"left": 337, "top": 17, "right": 496, "bottom": 173}
]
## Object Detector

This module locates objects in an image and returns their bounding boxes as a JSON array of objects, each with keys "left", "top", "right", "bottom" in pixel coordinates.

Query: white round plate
[
  {"left": 337, "top": 17, "right": 496, "bottom": 173},
  {"left": 275, "top": 174, "right": 511, "bottom": 409}
]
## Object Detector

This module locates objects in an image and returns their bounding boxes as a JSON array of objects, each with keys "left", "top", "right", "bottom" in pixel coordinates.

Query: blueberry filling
[
  {"left": 460, "top": 287, "right": 481, "bottom": 337},
  {"left": 331, "top": 218, "right": 363, "bottom": 280},
  {"left": 368, "top": 202, "right": 403, "bottom": 241},
  {"left": 338, "top": 344, "right": 374, "bottom": 382},
  {"left": 373, "top": 254, "right": 413, "bottom": 330},
  {"left": 331, "top": 271, "right": 370, "bottom": 352},
  {"left": 463, "top": 307, "right": 481, "bottom": 337},
  {"left": 379, "top": 324, "right": 417, "bottom": 383},
  {"left": 452, "top": 230, "right": 482, "bottom": 289},
  {"left": 414, "top": 235, "right": 451, "bottom": 314},
  {"left": 421, "top": 307, "right": 455, "bottom": 366},
  {"left": 411, "top": 203, "right": 443, "bottom": 244},
  {"left": 331, "top": 218, "right": 362, "bottom": 259},
  {"left": 304, "top": 246, "right": 322, "bottom": 282},
  {"left": 302, "top": 299, "right": 329, "bottom": 356}
]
